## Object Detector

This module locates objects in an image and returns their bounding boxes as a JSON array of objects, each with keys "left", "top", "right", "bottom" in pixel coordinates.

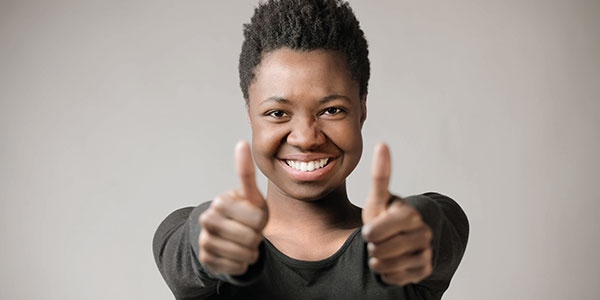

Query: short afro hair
[{"left": 239, "top": 0, "right": 370, "bottom": 100}]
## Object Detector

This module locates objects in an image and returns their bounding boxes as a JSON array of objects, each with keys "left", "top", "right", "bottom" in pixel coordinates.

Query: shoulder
[
  {"left": 406, "top": 192, "right": 468, "bottom": 220},
  {"left": 423, "top": 192, "right": 468, "bottom": 229},
  {"left": 188, "top": 201, "right": 213, "bottom": 225},
  {"left": 405, "top": 192, "right": 469, "bottom": 238},
  {"left": 162, "top": 202, "right": 212, "bottom": 225},
  {"left": 153, "top": 202, "right": 212, "bottom": 246}
]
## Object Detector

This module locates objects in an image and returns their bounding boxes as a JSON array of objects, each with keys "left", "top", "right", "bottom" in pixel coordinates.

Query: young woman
[{"left": 153, "top": 1, "right": 469, "bottom": 299}]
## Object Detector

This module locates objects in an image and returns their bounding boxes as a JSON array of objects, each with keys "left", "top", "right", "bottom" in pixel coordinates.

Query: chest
[
  {"left": 265, "top": 230, "right": 354, "bottom": 261},
  {"left": 215, "top": 240, "right": 411, "bottom": 300}
]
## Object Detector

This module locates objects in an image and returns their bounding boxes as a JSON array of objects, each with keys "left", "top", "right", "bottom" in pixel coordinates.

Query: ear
[
  {"left": 245, "top": 99, "right": 251, "bottom": 124},
  {"left": 360, "top": 94, "right": 367, "bottom": 128}
]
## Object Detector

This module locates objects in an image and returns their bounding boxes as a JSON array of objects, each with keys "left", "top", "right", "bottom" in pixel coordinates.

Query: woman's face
[{"left": 247, "top": 48, "right": 366, "bottom": 201}]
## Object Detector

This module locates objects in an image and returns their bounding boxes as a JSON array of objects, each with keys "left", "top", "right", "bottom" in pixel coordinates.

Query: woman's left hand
[{"left": 361, "top": 143, "right": 434, "bottom": 286}]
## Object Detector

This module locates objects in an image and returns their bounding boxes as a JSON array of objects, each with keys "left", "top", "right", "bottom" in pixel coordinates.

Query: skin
[
  {"left": 198, "top": 48, "right": 433, "bottom": 286},
  {"left": 248, "top": 48, "right": 366, "bottom": 202}
]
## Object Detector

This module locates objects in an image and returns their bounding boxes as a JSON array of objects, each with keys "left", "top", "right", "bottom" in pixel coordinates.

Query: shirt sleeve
[
  {"left": 152, "top": 202, "right": 265, "bottom": 300},
  {"left": 404, "top": 192, "right": 470, "bottom": 299}
]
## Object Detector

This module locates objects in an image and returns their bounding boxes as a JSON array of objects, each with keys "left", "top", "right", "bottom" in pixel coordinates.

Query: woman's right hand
[{"left": 197, "top": 141, "right": 268, "bottom": 276}]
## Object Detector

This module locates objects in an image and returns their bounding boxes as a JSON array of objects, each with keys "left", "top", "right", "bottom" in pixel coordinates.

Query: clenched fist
[
  {"left": 362, "top": 143, "right": 433, "bottom": 286},
  {"left": 198, "top": 141, "right": 269, "bottom": 276}
]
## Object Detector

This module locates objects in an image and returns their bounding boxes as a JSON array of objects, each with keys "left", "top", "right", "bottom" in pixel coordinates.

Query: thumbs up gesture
[
  {"left": 198, "top": 141, "right": 268, "bottom": 276},
  {"left": 361, "top": 143, "right": 433, "bottom": 286}
]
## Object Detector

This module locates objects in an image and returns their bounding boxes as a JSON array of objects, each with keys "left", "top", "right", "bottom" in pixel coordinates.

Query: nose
[{"left": 286, "top": 117, "right": 326, "bottom": 150}]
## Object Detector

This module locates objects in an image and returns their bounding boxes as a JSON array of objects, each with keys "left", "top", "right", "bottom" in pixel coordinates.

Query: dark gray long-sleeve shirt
[{"left": 153, "top": 192, "right": 469, "bottom": 299}]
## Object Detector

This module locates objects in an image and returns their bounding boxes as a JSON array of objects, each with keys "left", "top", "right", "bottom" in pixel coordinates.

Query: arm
[
  {"left": 153, "top": 142, "right": 268, "bottom": 299},
  {"left": 153, "top": 201, "right": 266, "bottom": 299},
  {"left": 405, "top": 192, "right": 470, "bottom": 299},
  {"left": 152, "top": 203, "right": 219, "bottom": 300},
  {"left": 361, "top": 144, "right": 469, "bottom": 299}
]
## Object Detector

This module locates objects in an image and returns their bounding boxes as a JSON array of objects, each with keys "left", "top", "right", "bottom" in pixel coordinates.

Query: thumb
[
  {"left": 235, "top": 140, "right": 266, "bottom": 208},
  {"left": 362, "top": 142, "right": 392, "bottom": 224}
]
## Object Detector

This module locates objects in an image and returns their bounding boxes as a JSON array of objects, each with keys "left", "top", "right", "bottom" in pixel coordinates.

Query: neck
[{"left": 263, "top": 181, "right": 362, "bottom": 237}]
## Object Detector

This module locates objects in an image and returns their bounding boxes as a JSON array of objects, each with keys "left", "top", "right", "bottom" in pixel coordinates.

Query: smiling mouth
[{"left": 284, "top": 158, "right": 331, "bottom": 172}]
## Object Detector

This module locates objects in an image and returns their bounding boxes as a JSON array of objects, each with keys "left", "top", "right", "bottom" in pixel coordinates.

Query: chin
[{"left": 273, "top": 180, "right": 343, "bottom": 202}]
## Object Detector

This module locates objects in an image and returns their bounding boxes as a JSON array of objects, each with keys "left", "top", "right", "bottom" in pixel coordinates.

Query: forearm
[
  {"left": 153, "top": 202, "right": 266, "bottom": 299},
  {"left": 152, "top": 205, "right": 219, "bottom": 300},
  {"left": 405, "top": 192, "right": 470, "bottom": 298}
]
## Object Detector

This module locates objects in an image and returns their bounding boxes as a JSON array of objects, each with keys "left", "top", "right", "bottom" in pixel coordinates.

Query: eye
[
  {"left": 266, "top": 110, "right": 288, "bottom": 119},
  {"left": 322, "top": 107, "right": 344, "bottom": 116}
]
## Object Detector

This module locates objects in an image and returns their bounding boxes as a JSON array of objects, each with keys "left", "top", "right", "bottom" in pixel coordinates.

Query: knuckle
[
  {"left": 391, "top": 206, "right": 411, "bottom": 222},
  {"left": 387, "top": 202, "right": 403, "bottom": 215},
  {"left": 227, "top": 190, "right": 239, "bottom": 197},
  {"left": 198, "top": 211, "right": 209, "bottom": 226},
  {"left": 423, "top": 264, "right": 433, "bottom": 276},
  {"left": 199, "top": 232, "right": 215, "bottom": 251},
  {"left": 211, "top": 197, "right": 225, "bottom": 212},
  {"left": 212, "top": 194, "right": 232, "bottom": 213},
  {"left": 422, "top": 247, "right": 433, "bottom": 259},
  {"left": 198, "top": 250, "right": 213, "bottom": 266},
  {"left": 415, "top": 230, "right": 431, "bottom": 247},
  {"left": 423, "top": 247, "right": 433, "bottom": 261},
  {"left": 203, "top": 242, "right": 216, "bottom": 253},
  {"left": 423, "top": 227, "right": 433, "bottom": 241},
  {"left": 410, "top": 213, "right": 422, "bottom": 226},
  {"left": 389, "top": 199, "right": 404, "bottom": 210},
  {"left": 396, "top": 243, "right": 409, "bottom": 257},
  {"left": 198, "top": 234, "right": 209, "bottom": 249},
  {"left": 198, "top": 250, "right": 206, "bottom": 264},
  {"left": 199, "top": 210, "right": 216, "bottom": 229}
]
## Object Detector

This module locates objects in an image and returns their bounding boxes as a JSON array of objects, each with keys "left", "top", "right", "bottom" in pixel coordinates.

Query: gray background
[{"left": 1, "top": 0, "right": 599, "bottom": 299}]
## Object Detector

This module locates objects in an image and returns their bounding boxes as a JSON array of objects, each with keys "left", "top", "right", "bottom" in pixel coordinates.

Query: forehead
[{"left": 248, "top": 48, "right": 359, "bottom": 104}]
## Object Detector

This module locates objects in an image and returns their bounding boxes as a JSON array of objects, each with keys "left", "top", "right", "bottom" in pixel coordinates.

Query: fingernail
[
  {"left": 369, "top": 257, "right": 378, "bottom": 267},
  {"left": 367, "top": 242, "right": 376, "bottom": 257},
  {"left": 367, "top": 242, "right": 375, "bottom": 253},
  {"left": 362, "top": 225, "right": 371, "bottom": 239}
]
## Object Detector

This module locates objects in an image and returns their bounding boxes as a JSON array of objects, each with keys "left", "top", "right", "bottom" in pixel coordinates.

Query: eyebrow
[
  {"left": 319, "top": 94, "right": 352, "bottom": 104},
  {"left": 260, "top": 94, "right": 352, "bottom": 105},
  {"left": 261, "top": 96, "right": 291, "bottom": 105}
]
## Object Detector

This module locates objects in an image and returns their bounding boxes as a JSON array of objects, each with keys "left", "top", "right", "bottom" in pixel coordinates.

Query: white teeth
[
  {"left": 300, "top": 162, "right": 307, "bottom": 172},
  {"left": 285, "top": 158, "right": 330, "bottom": 172}
]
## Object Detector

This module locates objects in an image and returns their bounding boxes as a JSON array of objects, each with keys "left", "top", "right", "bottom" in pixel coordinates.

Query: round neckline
[{"left": 262, "top": 227, "right": 363, "bottom": 268}]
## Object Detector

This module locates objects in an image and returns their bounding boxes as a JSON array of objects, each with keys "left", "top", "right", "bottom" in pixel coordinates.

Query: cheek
[
  {"left": 251, "top": 122, "right": 287, "bottom": 166},
  {"left": 323, "top": 120, "right": 363, "bottom": 158},
  {"left": 342, "top": 127, "right": 364, "bottom": 175}
]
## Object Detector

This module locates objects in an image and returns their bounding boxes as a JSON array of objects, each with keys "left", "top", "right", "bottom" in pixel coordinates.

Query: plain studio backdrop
[{"left": 1, "top": 0, "right": 599, "bottom": 299}]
